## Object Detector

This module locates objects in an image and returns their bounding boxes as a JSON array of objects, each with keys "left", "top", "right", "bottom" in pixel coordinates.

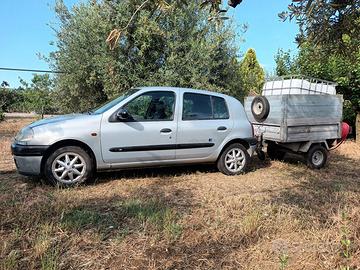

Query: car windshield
[{"left": 91, "top": 88, "right": 139, "bottom": 114}]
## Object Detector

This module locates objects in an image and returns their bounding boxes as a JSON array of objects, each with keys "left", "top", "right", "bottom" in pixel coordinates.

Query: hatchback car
[{"left": 11, "top": 87, "right": 256, "bottom": 186}]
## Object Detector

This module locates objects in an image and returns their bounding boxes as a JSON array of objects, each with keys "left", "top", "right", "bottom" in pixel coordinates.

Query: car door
[
  {"left": 176, "top": 92, "right": 233, "bottom": 160},
  {"left": 101, "top": 90, "right": 178, "bottom": 164}
]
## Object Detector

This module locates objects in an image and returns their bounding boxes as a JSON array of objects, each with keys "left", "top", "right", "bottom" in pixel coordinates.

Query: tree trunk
[{"left": 357, "top": 112, "right": 360, "bottom": 143}]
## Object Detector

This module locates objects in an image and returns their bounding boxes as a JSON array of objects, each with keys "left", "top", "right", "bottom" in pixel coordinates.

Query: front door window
[{"left": 124, "top": 91, "right": 175, "bottom": 121}]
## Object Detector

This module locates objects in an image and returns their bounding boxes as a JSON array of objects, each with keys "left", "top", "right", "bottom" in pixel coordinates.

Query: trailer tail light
[{"left": 341, "top": 122, "right": 350, "bottom": 140}]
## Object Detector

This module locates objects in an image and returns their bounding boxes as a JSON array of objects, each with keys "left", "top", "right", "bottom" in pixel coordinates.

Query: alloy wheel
[
  {"left": 225, "top": 148, "right": 246, "bottom": 173},
  {"left": 51, "top": 152, "right": 86, "bottom": 184}
]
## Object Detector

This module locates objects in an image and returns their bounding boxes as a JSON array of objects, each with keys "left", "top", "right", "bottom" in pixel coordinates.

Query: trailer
[{"left": 244, "top": 75, "right": 345, "bottom": 169}]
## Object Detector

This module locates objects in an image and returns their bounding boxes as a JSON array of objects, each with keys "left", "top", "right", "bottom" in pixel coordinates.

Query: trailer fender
[{"left": 298, "top": 141, "right": 329, "bottom": 153}]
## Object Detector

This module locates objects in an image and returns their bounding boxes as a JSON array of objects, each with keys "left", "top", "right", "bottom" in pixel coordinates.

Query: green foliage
[
  {"left": 339, "top": 210, "right": 352, "bottom": 270},
  {"left": 17, "top": 74, "right": 56, "bottom": 115},
  {"left": 50, "top": 0, "right": 243, "bottom": 112},
  {"left": 0, "top": 82, "right": 20, "bottom": 121},
  {"left": 280, "top": 0, "right": 360, "bottom": 51},
  {"left": 275, "top": 43, "right": 360, "bottom": 128},
  {"left": 278, "top": 252, "right": 289, "bottom": 270},
  {"left": 297, "top": 42, "right": 359, "bottom": 125},
  {"left": 0, "top": 75, "right": 56, "bottom": 115},
  {"left": 239, "top": 48, "right": 265, "bottom": 96},
  {"left": 279, "top": 0, "right": 360, "bottom": 134},
  {"left": 343, "top": 100, "right": 357, "bottom": 126},
  {"left": 0, "top": 86, "right": 20, "bottom": 112},
  {"left": 274, "top": 49, "right": 299, "bottom": 76}
]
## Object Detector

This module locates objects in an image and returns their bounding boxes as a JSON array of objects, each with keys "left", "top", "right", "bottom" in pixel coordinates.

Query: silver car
[{"left": 11, "top": 87, "right": 256, "bottom": 186}]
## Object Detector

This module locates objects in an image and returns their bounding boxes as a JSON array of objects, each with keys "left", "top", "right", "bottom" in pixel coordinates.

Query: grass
[
  {"left": 1, "top": 118, "right": 360, "bottom": 269},
  {"left": 61, "top": 209, "right": 105, "bottom": 230},
  {"left": 118, "top": 199, "right": 182, "bottom": 238}
]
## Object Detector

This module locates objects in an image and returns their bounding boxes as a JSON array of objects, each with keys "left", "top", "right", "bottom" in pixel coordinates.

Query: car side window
[
  {"left": 212, "top": 96, "right": 229, "bottom": 119},
  {"left": 183, "top": 93, "right": 212, "bottom": 120},
  {"left": 124, "top": 91, "right": 175, "bottom": 121},
  {"left": 182, "top": 93, "right": 229, "bottom": 120}
]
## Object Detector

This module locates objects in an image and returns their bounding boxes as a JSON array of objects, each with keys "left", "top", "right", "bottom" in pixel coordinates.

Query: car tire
[
  {"left": 306, "top": 144, "right": 328, "bottom": 169},
  {"left": 251, "top": 96, "right": 270, "bottom": 122},
  {"left": 267, "top": 142, "right": 285, "bottom": 160},
  {"left": 217, "top": 143, "right": 250, "bottom": 175},
  {"left": 44, "top": 146, "right": 94, "bottom": 186}
]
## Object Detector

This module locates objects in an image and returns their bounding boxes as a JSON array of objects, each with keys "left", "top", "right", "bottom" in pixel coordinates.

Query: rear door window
[
  {"left": 212, "top": 96, "right": 229, "bottom": 119},
  {"left": 182, "top": 93, "right": 229, "bottom": 120},
  {"left": 183, "top": 93, "right": 212, "bottom": 120}
]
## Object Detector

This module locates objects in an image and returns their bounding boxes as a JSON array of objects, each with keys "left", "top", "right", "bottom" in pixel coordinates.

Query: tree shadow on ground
[
  {"left": 37, "top": 180, "right": 194, "bottom": 235},
  {"left": 270, "top": 152, "right": 360, "bottom": 223}
]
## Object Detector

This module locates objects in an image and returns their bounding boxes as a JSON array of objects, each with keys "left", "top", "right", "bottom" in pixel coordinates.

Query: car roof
[{"left": 136, "top": 86, "right": 232, "bottom": 99}]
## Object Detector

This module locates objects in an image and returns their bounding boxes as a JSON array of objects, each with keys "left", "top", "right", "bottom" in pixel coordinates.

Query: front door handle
[
  {"left": 160, "top": 128, "right": 172, "bottom": 133},
  {"left": 217, "top": 126, "right": 227, "bottom": 131}
]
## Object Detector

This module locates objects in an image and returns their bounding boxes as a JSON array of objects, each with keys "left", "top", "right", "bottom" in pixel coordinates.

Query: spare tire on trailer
[{"left": 251, "top": 96, "right": 270, "bottom": 122}]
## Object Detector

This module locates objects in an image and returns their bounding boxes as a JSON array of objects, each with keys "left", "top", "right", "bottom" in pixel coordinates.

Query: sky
[{"left": 0, "top": 0, "right": 299, "bottom": 87}]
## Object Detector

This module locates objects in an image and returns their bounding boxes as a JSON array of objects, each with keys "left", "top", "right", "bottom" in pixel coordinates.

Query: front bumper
[
  {"left": 13, "top": 155, "right": 43, "bottom": 176},
  {"left": 11, "top": 143, "right": 49, "bottom": 176}
]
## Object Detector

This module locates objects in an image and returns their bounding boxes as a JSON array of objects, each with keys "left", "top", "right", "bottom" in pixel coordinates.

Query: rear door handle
[
  {"left": 217, "top": 126, "right": 227, "bottom": 131},
  {"left": 160, "top": 128, "right": 172, "bottom": 133}
]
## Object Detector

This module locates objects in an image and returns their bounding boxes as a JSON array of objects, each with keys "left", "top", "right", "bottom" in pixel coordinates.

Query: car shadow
[{"left": 93, "top": 163, "right": 219, "bottom": 184}]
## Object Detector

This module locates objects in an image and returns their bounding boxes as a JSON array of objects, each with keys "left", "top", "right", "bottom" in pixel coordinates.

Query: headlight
[{"left": 15, "top": 127, "right": 34, "bottom": 143}]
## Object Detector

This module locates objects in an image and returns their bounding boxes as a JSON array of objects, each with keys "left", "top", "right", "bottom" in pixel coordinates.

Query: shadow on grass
[
  {"left": 59, "top": 177, "right": 194, "bottom": 238},
  {"left": 50, "top": 169, "right": 197, "bottom": 244},
  {"left": 0, "top": 173, "right": 195, "bottom": 269},
  {"left": 270, "top": 152, "right": 360, "bottom": 223},
  {"left": 93, "top": 163, "right": 218, "bottom": 184},
  {"left": 60, "top": 197, "right": 182, "bottom": 240}
]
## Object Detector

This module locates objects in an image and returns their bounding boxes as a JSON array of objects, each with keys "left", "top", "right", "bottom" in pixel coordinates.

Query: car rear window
[{"left": 182, "top": 93, "right": 229, "bottom": 120}]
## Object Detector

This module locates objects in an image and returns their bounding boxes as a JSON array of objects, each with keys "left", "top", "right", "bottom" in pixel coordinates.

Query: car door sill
[{"left": 106, "top": 156, "right": 217, "bottom": 170}]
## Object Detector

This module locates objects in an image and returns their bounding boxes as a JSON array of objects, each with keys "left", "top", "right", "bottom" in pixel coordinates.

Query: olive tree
[{"left": 50, "top": 0, "right": 244, "bottom": 112}]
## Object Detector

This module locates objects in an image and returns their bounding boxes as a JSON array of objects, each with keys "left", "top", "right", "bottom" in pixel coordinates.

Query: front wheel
[
  {"left": 306, "top": 145, "right": 328, "bottom": 169},
  {"left": 217, "top": 143, "right": 250, "bottom": 175},
  {"left": 44, "top": 146, "right": 94, "bottom": 186}
]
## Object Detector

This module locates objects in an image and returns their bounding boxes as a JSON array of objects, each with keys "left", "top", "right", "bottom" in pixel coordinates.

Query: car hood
[{"left": 28, "top": 113, "right": 90, "bottom": 128}]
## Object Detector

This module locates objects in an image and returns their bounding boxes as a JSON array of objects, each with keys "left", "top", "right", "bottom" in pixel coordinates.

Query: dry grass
[{"left": 1, "top": 118, "right": 360, "bottom": 269}]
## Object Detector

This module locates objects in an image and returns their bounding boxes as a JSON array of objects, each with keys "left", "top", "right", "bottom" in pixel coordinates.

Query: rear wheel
[
  {"left": 306, "top": 145, "right": 328, "bottom": 169},
  {"left": 44, "top": 146, "right": 94, "bottom": 186},
  {"left": 217, "top": 143, "right": 250, "bottom": 175}
]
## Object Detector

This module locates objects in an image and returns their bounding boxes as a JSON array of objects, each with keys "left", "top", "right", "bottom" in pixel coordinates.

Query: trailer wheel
[
  {"left": 306, "top": 145, "right": 328, "bottom": 169},
  {"left": 251, "top": 96, "right": 270, "bottom": 122}
]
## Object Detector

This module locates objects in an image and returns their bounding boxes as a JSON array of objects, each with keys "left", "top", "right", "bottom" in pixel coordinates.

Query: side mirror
[{"left": 116, "top": 108, "right": 131, "bottom": 121}]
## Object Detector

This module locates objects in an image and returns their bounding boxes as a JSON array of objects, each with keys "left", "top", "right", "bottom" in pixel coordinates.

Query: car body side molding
[{"left": 109, "top": 143, "right": 215, "bottom": 152}]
